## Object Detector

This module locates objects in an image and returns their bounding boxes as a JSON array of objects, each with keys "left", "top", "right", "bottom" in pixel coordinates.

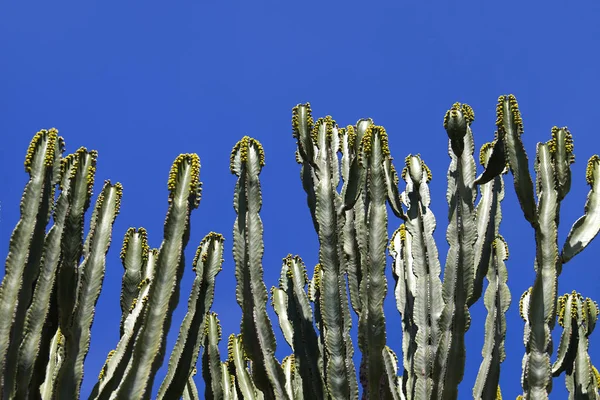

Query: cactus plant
[{"left": 0, "top": 95, "right": 599, "bottom": 400}]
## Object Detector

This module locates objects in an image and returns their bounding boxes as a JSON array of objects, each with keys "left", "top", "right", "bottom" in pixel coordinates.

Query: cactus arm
[
  {"left": 470, "top": 142, "right": 505, "bottom": 307},
  {"left": 402, "top": 155, "right": 444, "bottom": 399},
  {"left": 57, "top": 148, "right": 98, "bottom": 336},
  {"left": 553, "top": 292, "right": 599, "bottom": 399},
  {"left": 340, "top": 124, "right": 363, "bottom": 315},
  {"left": 279, "top": 255, "right": 324, "bottom": 399},
  {"left": 384, "top": 157, "right": 406, "bottom": 219},
  {"left": 202, "top": 313, "right": 224, "bottom": 400},
  {"left": 54, "top": 180, "right": 123, "bottom": 397},
  {"left": 40, "top": 328, "right": 65, "bottom": 400},
  {"left": 221, "top": 362, "right": 237, "bottom": 400},
  {"left": 343, "top": 207, "right": 362, "bottom": 315},
  {"left": 271, "top": 287, "right": 294, "bottom": 348},
  {"left": 89, "top": 248, "right": 156, "bottom": 400},
  {"left": 293, "top": 104, "right": 320, "bottom": 232},
  {"left": 13, "top": 152, "right": 86, "bottom": 398},
  {"left": 521, "top": 143, "right": 559, "bottom": 398},
  {"left": 227, "top": 334, "right": 262, "bottom": 400},
  {"left": 356, "top": 126, "right": 392, "bottom": 399},
  {"left": 433, "top": 103, "right": 478, "bottom": 400},
  {"left": 549, "top": 127, "right": 574, "bottom": 200},
  {"left": 314, "top": 119, "right": 358, "bottom": 399},
  {"left": 295, "top": 110, "right": 357, "bottom": 399},
  {"left": 157, "top": 232, "right": 224, "bottom": 399},
  {"left": 183, "top": 373, "right": 201, "bottom": 400},
  {"left": 113, "top": 153, "right": 201, "bottom": 399},
  {"left": 0, "top": 129, "right": 63, "bottom": 386},
  {"left": 473, "top": 237, "right": 511, "bottom": 400},
  {"left": 389, "top": 224, "right": 417, "bottom": 400},
  {"left": 308, "top": 263, "right": 326, "bottom": 383},
  {"left": 230, "top": 136, "right": 288, "bottom": 400},
  {"left": 118, "top": 228, "right": 149, "bottom": 336},
  {"left": 562, "top": 155, "right": 600, "bottom": 263},
  {"left": 382, "top": 346, "right": 402, "bottom": 400},
  {"left": 496, "top": 94, "right": 537, "bottom": 226},
  {"left": 474, "top": 138, "right": 506, "bottom": 186},
  {"left": 282, "top": 355, "right": 303, "bottom": 400}
]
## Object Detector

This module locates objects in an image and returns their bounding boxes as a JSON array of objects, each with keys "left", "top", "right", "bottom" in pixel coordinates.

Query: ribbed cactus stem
[
  {"left": 521, "top": 142, "right": 560, "bottom": 398},
  {"left": 54, "top": 180, "right": 123, "bottom": 398},
  {"left": 496, "top": 95, "right": 537, "bottom": 226},
  {"left": 113, "top": 153, "right": 201, "bottom": 399},
  {"left": 273, "top": 255, "right": 324, "bottom": 399},
  {"left": 292, "top": 106, "right": 358, "bottom": 399},
  {"left": 389, "top": 224, "right": 417, "bottom": 399},
  {"left": 13, "top": 150, "right": 89, "bottom": 398},
  {"left": 0, "top": 129, "right": 63, "bottom": 391},
  {"left": 473, "top": 237, "right": 511, "bottom": 399},
  {"left": 470, "top": 142, "right": 505, "bottom": 307},
  {"left": 89, "top": 248, "right": 157, "bottom": 400},
  {"left": 553, "top": 292, "right": 600, "bottom": 398},
  {"left": 157, "top": 232, "right": 224, "bottom": 399},
  {"left": 118, "top": 227, "right": 149, "bottom": 336},
  {"left": 202, "top": 313, "right": 224, "bottom": 400},
  {"left": 401, "top": 154, "right": 443, "bottom": 399},
  {"left": 230, "top": 136, "right": 288, "bottom": 400},
  {"left": 356, "top": 125, "right": 394, "bottom": 399},
  {"left": 433, "top": 103, "right": 478, "bottom": 400}
]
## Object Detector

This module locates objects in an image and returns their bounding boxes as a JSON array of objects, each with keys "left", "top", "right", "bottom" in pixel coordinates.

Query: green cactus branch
[
  {"left": 401, "top": 154, "right": 444, "bottom": 399},
  {"left": 113, "top": 153, "right": 201, "bottom": 399},
  {"left": 292, "top": 105, "right": 357, "bottom": 399},
  {"left": 231, "top": 136, "right": 288, "bottom": 400},
  {"left": 157, "top": 232, "right": 224, "bottom": 399},
  {"left": 473, "top": 237, "right": 511, "bottom": 400},
  {"left": 433, "top": 103, "right": 478, "bottom": 400},
  {"left": 0, "top": 129, "right": 63, "bottom": 392}
]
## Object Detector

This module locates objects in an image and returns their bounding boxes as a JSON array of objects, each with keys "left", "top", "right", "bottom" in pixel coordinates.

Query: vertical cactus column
[
  {"left": 0, "top": 129, "right": 63, "bottom": 393},
  {"left": 230, "top": 136, "right": 288, "bottom": 400},
  {"left": 400, "top": 154, "right": 443, "bottom": 399},
  {"left": 292, "top": 104, "right": 358, "bottom": 399},
  {"left": 112, "top": 153, "right": 201, "bottom": 399},
  {"left": 355, "top": 124, "right": 403, "bottom": 399},
  {"left": 432, "top": 103, "right": 478, "bottom": 399}
]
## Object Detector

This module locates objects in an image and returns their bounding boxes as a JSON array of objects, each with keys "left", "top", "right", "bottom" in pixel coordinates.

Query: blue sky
[{"left": 1, "top": 1, "right": 599, "bottom": 399}]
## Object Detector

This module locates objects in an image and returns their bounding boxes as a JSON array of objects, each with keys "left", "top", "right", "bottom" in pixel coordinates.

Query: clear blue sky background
[{"left": 1, "top": 2, "right": 599, "bottom": 399}]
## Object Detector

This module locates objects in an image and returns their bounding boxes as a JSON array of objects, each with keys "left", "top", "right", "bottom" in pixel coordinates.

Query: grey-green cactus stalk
[
  {"left": 292, "top": 107, "right": 358, "bottom": 399},
  {"left": 553, "top": 291, "right": 600, "bottom": 399},
  {"left": 230, "top": 136, "right": 288, "bottom": 400},
  {"left": 113, "top": 153, "right": 202, "bottom": 399},
  {"left": 2, "top": 95, "right": 600, "bottom": 400},
  {"left": 0, "top": 129, "right": 63, "bottom": 394}
]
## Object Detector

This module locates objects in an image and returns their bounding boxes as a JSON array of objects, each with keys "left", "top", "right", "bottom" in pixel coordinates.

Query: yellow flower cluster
[
  {"left": 229, "top": 136, "right": 266, "bottom": 174},
  {"left": 496, "top": 94, "right": 523, "bottom": 135},
  {"left": 168, "top": 153, "right": 201, "bottom": 207}
]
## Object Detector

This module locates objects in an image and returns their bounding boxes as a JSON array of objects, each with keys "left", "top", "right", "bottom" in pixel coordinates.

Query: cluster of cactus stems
[{"left": 0, "top": 95, "right": 599, "bottom": 400}]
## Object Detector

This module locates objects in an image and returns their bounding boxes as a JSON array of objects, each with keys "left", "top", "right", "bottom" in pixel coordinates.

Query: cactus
[{"left": 1, "top": 95, "right": 599, "bottom": 400}]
